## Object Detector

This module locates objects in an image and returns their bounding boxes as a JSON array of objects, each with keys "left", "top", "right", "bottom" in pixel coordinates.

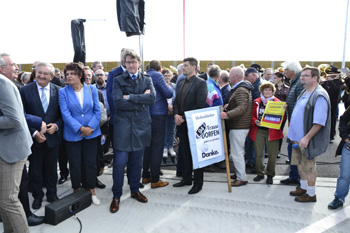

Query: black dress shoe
[
  {"left": 58, "top": 176, "right": 67, "bottom": 184},
  {"left": 280, "top": 178, "right": 299, "bottom": 185},
  {"left": 47, "top": 195, "right": 59, "bottom": 203},
  {"left": 96, "top": 178, "right": 106, "bottom": 189},
  {"left": 32, "top": 198, "right": 42, "bottom": 209},
  {"left": 173, "top": 180, "right": 192, "bottom": 187},
  {"left": 253, "top": 175, "right": 264, "bottom": 182},
  {"left": 188, "top": 185, "right": 202, "bottom": 194},
  {"left": 27, "top": 214, "right": 45, "bottom": 226},
  {"left": 139, "top": 183, "right": 144, "bottom": 189}
]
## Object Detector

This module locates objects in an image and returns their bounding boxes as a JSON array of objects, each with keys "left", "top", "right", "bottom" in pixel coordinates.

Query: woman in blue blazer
[{"left": 59, "top": 62, "right": 101, "bottom": 205}]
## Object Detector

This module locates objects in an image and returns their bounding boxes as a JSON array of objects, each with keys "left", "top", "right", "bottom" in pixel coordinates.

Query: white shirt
[
  {"left": 75, "top": 88, "right": 84, "bottom": 109},
  {"left": 36, "top": 82, "right": 50, "bottom": 106}
]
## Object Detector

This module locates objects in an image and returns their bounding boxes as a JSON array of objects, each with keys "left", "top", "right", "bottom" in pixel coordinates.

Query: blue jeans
[
  {"left": 112, "top": 149, "right": 144, "bottom": 198},
  {"left": 164, "top": 115, "right": 176, "bottom": 149},
  {"left": 288, "top": 142, "right": 300, "bottom": 180},
  {"left": 334, "top": 143, "right": 350, "bottom": 202}
]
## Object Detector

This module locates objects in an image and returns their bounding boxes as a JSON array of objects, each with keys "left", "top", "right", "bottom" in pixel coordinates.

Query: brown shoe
[
  {"left": 231, "top": 180, "right": 248, "bottom": 187},
  {"left": 110, "top": 198, "right": 120, "bottom": 213},
  {"left": 230, "top": 173, "right": 237, "bottom": 180},
  {"left": 295, "top": 194, "right": 317, "bottom": 202},
  {"left": 131, "top": 192, "right": 148, "bottom": 203},
  {"left": 290, "top": 186, "right": 306, "bottom": 196},
  {"left": 151, "top": 180, "right": 169, "bottom": 189},
  {"left": 142, "top": 177, "right": 152, "bottom": 184}
]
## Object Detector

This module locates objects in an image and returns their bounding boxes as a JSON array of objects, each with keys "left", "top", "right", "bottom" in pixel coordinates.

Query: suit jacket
[
  {"left": 0, "top": 74, "right": 32, "bottom": 163},
  {"left": 25, "top": 113, "right": 42, "bottom": 130},
  {"left": 59, "top": 83, "right": 101, "bottom": 142},
  {"left": 20, "top": 82, "right": 63, "bottom": 148},
  {"left": 173, "top": 75, "right": 208, "bottom": 131},
  {"left": 107, "top": 66, "right": 124, "bottom": 125}
]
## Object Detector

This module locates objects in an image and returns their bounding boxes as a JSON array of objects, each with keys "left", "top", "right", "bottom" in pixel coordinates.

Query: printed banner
[
  {"left": 185, "top": 106, "right": 225, "bottom": 169},
  {"left": 260, "top": 101, "right": 286, "bottom": 129}
]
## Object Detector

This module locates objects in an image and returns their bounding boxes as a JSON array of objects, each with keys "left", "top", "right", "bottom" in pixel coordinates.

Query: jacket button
[{"left": 82, "top": 114, "right": 84, "bottom": 117}]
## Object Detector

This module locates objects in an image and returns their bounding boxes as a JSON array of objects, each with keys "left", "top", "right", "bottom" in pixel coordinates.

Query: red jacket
[{"left": 248, "top": 97, "right": 285, "bottom": 141}]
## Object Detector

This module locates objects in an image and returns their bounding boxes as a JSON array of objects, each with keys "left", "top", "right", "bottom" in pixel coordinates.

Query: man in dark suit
[
  {"left": 173, "top": 57, "right": 208, "bottom": 194},
  {"left": 199, "top": 62, "right": 213, "bottom": 81},
  {"left": 20, "top": 62, "right": 63, "bottom": 209}
]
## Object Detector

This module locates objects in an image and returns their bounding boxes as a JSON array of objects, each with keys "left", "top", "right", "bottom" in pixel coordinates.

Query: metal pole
[
  {"left": 139, "top": 35, "right": 144, "bottom": 73},
  {"left": 342, "top": 0, "right": 350, "bottom": 68},
  {"left": 183, "top": 0, "right": 186, "bottom": 59}
]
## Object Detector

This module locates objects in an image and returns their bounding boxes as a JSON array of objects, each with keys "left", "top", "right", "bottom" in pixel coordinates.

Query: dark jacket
[
  {"left": 251, "top": 78, "right": 263, "bottom": 102},
  {"left": 107, "top": 66, "right": 124, "bottom": 125},
  {"left": 286, "top": 72, "right": 304, "bottom": 121},
  {"left": 173, "top": 75, "right": 207, "bottom": 131},
  {"left": 20, "top": 82, "right": 63, "bottom": 148},
  {"left": 112, "top": 71, "right": 156, "bottom": 151},
  {"left": 336, "top": 104, "right": 350, "bottom": 156},
  {"left": 147, "top": 69, "right": 173, "bottom": 116},
  {"left": 221, "top": 83, "right": 231, "bottom": 105}
]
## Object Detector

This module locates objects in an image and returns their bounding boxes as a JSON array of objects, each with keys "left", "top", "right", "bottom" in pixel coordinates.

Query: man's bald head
[{"left": 229, "top": 66, "right": 244, "bottom": 85}]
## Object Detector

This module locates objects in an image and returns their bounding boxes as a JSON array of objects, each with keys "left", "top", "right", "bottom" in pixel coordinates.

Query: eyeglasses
[
  {"left": 95, "top": 74, "right": 104, "bottom": 77},
  {"left": 125, "top": 61, "right": 138, "bottom": 65},
  {"left": 301, "top": 74, "right": 312, "bottom": 78}
]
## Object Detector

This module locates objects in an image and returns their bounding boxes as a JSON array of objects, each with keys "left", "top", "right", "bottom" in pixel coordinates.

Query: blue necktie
[
  {"left": 132, "top": 74, "right": 136, "bottom": 80},
  {"left": 41, "top": 87, "right": 48, "bottom": 113}
]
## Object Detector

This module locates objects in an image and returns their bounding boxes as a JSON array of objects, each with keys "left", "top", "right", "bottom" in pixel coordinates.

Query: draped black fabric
[
  {"left": 117, "top": 0, "right": 145, "bottom": 37},
  {"left": 71, "top": 19, "right": 86, "bottom": 65}
]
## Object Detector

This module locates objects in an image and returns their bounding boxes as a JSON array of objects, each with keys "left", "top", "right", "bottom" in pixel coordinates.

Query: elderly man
[
  {"left": 0, "top": 54, "right": 34, "bottom": 233},
  {"left": 244, "top": 67, "right": 263, "bottom": 171},
  {"left": 288, "top": 67, "right": 330, "bottom": 202},
  {"left": 220, "top": 67, "right": 254, "bottom": 186},
  {"left": 110, "top": 49, "right": 155, "bottom": 213},
  {"left": 173, "top": 57, "right": 208, "bottom": 194},
  {"left": 20, "top": 62, "right": 63, "bottom": 209},
  {"left": 262, "top": 68, "right": 274, "bottom": 82},
  {"left": 219, "top": 70, "right": 231, "bottom": 106},
  {"left": 280, "top": 61, "right": 304, "bottom": 185}
]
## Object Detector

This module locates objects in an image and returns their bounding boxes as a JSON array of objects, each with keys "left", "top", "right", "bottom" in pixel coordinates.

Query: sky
[{"left": 1, "top": 0, "right": 350, "bottom": 64}]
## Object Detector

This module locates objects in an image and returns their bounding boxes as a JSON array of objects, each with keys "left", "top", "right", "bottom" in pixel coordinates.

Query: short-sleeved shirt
[{"left": 288, "top": 91, "right": 328, "bottom": 143}]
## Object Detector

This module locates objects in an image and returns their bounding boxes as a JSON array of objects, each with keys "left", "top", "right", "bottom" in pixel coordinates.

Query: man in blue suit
[{"left": 20, "top": 62, "right": 63, "bottom": 209}]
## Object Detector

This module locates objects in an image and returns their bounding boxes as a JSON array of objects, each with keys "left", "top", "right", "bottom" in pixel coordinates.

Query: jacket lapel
[
  {"left": 46, "top": 83, "right": 56, "bottom": 114},
  {"left": 31, "top": 83, "right": 45, "bottom": 114},
  {"left": 68, "top": 85, "right": 83, "bottom": 112}
]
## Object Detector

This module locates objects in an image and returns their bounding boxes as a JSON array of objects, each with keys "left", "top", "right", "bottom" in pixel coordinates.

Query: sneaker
[
  {"left": 295, "top": 194, "right": 316, "bottom": 202},
  {"left": 151, "top": 180, "right": 169, "bottom": 189},
  {"left": 280, "top": 178, "right": 299, "bottom": 185},
  {"left": 330, "top": 139, "right": 335, "bottom": 143},
  {"left": 266, "top": 175, "right": 273, "bottom": 184},
  {"left": 328, "top": 198, "right": 343, "bottom": 209},
  {"left": 290, "top": 186, "right": 306, "bottom": 196},
  {"left": 92, "top": 195, "right": 101, "bottom": 205},
  {"left": 253, "top": 175, "right": 264, "bottom": 182},
  {"left": 168, "top": 148, "right": 176, "bottom": 157},
  {"left": 277, "top": 152, "right": 281, "bottom": 159},
  {"left": 163, "top": 149, "right": 168, "bottom": 158}
]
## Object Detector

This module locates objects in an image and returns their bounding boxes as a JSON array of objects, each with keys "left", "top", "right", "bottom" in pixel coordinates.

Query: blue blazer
[{"left": 59, "top": 83, "right": 101, "bottom": 142}]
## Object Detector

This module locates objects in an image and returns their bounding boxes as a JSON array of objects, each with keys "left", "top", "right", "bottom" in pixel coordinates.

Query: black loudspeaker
[{"left": 45, "top": 190, "right": 91, "bottom": 225}]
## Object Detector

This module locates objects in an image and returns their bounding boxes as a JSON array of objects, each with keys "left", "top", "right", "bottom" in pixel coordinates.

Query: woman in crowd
[
  {"left": 162, "top": 68, "right": 177, "bottom": 158},
  {"left": 59, "top": 62, "right": 101, "bottom": 205},
  {"left": 249, "top": 82, "right": 285, "bottom": 184},
  {"left": 273, "top": 72, "right": 290, "bottom": 158}
]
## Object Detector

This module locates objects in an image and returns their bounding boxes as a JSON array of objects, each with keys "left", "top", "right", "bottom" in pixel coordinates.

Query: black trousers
[
  {"left": 18, "top": 165, "right": 31, "bottom": 217},
  {"left": 330, "top": 101, "right": 338, "bottom": 140},
  {"left": 142, "top": 115, "right": 166, "bottom": 183},
  {"left": 177, "top": 125, "right": 203, "bottom": 187},
  {"left": 66, "top": 138, "right": 98, "bottom": 190},
  {"left": 58, "top": 140, "right": 69, "bottom": 177},
  {"left": 29, "top": 143, "right": 59, "bottom": 200}
]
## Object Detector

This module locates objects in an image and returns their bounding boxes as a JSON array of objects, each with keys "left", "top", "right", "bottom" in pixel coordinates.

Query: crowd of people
[{"left": 1, "top": 50, "right": 350, "bottom": 232}]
